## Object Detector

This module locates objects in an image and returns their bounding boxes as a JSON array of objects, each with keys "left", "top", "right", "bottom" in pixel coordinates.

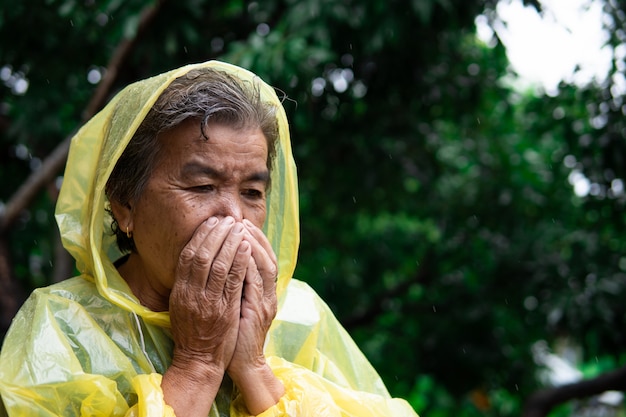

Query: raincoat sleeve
[
  {"left": 229, "top": 279, "right": 419, "bottom": 417},
  {"left": 0, "top": 284, "right": 174, "bottom": 417}
]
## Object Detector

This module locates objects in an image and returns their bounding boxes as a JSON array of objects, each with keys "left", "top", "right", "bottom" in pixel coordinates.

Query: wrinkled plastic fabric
[{"left": 0, "top": 61, "right": 419, "bottom": 416}]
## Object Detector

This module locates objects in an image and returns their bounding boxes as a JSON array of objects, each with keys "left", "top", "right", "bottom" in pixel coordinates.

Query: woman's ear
[{"left": 109, "top": 199, "right": 133, "bottom": 234}]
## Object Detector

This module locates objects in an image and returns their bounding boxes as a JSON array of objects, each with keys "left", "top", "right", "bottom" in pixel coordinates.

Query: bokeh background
[{"left": 1, "top": 0, "right": 626, "bottom": 416}]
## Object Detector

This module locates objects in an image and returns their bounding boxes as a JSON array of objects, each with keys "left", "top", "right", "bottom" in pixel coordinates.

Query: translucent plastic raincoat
[{"left": 0, "top": 61, "right": 419, "bottom": 417}]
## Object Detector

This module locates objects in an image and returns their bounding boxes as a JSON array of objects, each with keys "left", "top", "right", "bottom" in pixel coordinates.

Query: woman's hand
[
  {"left": 227, "top": 219, "right": 285, "bottom": 414},
  {"left": 169, "top": 215, "right": 250, "bottom": 372},
  {"left": 163, "top": 216, "right": 283, "bottom": 416},
  {"left": 163, "top": 216, "right": 251, "bottom": 416},
  {"left": 227, "top": 219, "right": 278, "bottom": 374}
]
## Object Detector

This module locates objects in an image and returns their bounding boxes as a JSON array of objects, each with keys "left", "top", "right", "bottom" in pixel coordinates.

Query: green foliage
[{"left": 3, "top": 0, "right": 626, "bottom": 415}]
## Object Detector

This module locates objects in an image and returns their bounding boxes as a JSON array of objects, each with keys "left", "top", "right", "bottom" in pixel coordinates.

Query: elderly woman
[{"left": 0, "top": 61, "right": 418, "bottom": 417}]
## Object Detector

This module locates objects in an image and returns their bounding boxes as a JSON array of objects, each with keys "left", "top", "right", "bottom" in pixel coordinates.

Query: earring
[{"left": 126, "top": 226, "right": 132, "bottom": 239}]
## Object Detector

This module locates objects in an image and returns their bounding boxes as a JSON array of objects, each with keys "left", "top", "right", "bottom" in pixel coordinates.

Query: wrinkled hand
[
  {"left": 168, "top": 216, "right": 250, "bottom": 376},
  {"left": 227, "top": 219, "right": 279, "bottom": 381}
]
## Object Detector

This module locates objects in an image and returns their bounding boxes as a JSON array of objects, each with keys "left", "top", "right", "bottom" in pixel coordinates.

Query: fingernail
[
  {"left": 224, "top": 216, "right": 235, "bottom": 225},
  {"left": 243, "top": 219, "right": 254, "bottom": 228},
  {"left": 233, "top": 223, "right": 244, "bottom": 234},
  {"left": 238, "top": 241, "right": 250, "bottom": 253},
  {"left": 207, "top": 217, "right": 218, "bottom": 226}
]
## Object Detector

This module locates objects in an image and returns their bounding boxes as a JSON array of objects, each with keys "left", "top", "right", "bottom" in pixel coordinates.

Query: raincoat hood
[{"left": 55, "top": 61, "right": 299, "bottom": 328}]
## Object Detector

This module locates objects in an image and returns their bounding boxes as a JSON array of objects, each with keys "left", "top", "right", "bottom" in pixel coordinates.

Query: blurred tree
[{"left": 1, "top": 0, "right": 626, "bottom": 416}]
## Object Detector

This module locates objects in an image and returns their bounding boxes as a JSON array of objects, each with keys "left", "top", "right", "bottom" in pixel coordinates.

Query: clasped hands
[{"left": 165, "top": 216, "right": 283, "bottom": 415}]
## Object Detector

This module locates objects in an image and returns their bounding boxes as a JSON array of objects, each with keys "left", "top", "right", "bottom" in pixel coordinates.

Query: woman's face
[{"left": 124, "top": 118, "right": 269, "bottom": 295}]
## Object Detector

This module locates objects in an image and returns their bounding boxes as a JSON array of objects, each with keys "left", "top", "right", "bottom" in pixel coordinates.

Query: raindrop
[
  {"left": 352, "top": 196, "right": 356, "bottom": 203},
  {"left": 432, "top": 305, "right": 437, "bottom": 312}
]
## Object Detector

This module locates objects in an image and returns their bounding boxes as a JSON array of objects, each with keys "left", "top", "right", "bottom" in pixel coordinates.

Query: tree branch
[
  {"left": 0, "top": 0, "right": 165, "bottom": 233},
  {"left": 523, "top": 365, "right": 626, "bottom": 417}
]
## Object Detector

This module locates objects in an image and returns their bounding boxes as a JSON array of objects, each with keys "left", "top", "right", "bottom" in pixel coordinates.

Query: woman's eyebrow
[
  {"left": 246, "top": 170, "right": 270, "bottom": 183},
  {"left": 181, "top": 162, "right": 269, "bottom": 183},
  {"left": 181, "top": 162, "right": 224, "bottom": 180}
]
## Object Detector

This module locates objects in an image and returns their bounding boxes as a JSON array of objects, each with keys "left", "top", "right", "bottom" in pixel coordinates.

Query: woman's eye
[
  {"left": 193, "top": 185, "right": 215, "bottom": 192},
  {"left": 243, "top": 189, "right": 263, "bottom": 199}
]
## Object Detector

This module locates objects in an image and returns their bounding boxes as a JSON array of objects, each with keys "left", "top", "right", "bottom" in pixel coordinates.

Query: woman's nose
[{"left": 216, "top": 194, "right": 243, "bottom": 221}]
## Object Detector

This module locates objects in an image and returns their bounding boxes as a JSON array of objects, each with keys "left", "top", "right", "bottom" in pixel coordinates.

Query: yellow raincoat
[{"left": 0, "top": 61, "right": 419, "bottom": 417}]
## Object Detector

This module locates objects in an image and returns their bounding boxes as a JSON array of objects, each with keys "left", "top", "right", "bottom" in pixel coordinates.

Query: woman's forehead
[{"left": 155, "top": 120, "right": 268, "bottom": 174}]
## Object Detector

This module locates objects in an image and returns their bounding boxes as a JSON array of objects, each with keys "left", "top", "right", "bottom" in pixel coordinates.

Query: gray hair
[{"left": 106, "top": 68, "right": 279, "bottom": 253}]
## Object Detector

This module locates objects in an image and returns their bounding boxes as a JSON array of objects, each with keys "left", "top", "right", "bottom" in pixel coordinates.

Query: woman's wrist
[
  {"left": 162, "top": 356, "right": 225, "bottom": 417},
  {"left": 230, "top": 362, "right": 285, "bottom": 415},
  {"left": 169, "top": 349, "right": 226, "bottom": 380}
]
